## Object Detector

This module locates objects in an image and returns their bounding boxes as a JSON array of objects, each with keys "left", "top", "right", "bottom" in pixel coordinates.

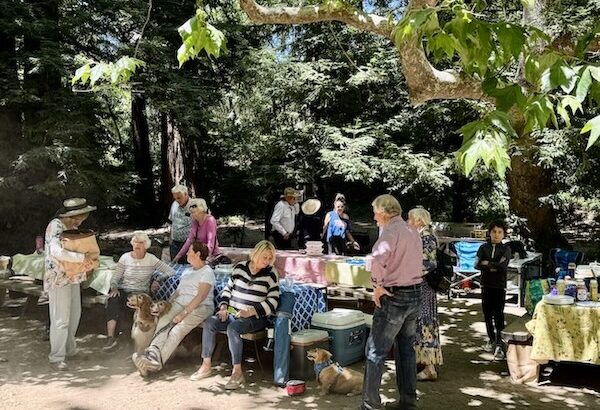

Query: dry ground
[{"left": 0, "top": 294, "right": 598, "bottom": 410}]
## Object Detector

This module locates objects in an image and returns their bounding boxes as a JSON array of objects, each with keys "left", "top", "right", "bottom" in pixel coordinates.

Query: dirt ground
[{"left": 0, "top": 295, "right": 598, "bottom": 410}]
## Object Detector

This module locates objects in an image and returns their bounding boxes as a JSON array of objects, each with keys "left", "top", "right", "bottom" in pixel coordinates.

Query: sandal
[
  {"left": 417, "top": 367, "right": 438, "bottom": 381},
  {"left": 224, "top": 374, "right": 246, "bottom": 390},
  {"left": 190, "top": 368, "right": 213, "bottom": 381}
]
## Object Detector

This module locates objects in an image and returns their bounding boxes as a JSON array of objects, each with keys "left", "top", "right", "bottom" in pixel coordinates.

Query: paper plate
[
  {"left": 575, "top": 301, "right": 600, "bottom": 308},
  {"left": 543, "top": 295, "right": 574, "bottom": 305}
]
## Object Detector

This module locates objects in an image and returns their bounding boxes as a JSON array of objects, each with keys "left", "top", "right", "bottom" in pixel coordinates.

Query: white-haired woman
[
  {"left": 408, "top": 207, "right": 442, "bottom": 381},
  {"left": 173, "top": 198, "right": 221, "bottom": 263},
  {"left": 104, "top": 231, "right": 175, "bottom": 350},
  {"left": 191, "top": 240, "right": 280, "bottom": 390}
]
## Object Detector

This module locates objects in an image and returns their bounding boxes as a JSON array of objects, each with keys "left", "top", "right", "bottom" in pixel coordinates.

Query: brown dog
[
  {"left": 307, "top": 348, "right": 363, "bottom": 396},
  {"left": 127, "top": 293, "right": 156, "bottom": 353},
  {"left": 150, "top": 300, "right": 172, "bottom": 318}
]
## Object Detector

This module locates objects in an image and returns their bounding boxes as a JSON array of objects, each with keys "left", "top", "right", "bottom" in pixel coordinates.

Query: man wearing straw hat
[
  {"left": 44, "top": 198, "right": 96, "bottom": 370},
  {"left": 269, "top": 187, "right": 300, "bottom": 249}
]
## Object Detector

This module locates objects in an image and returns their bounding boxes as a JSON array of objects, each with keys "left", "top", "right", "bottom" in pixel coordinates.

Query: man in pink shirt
[{"left": 362, "top": 194, "right": 423, "bottom": 410}]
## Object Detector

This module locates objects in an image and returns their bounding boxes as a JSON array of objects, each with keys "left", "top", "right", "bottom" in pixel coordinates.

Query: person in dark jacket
[{"left": 475, "top": 221, "right": 512, "bottom": 360}]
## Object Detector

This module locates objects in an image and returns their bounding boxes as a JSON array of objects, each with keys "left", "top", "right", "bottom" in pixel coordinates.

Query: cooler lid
[
  {"left": 311, "top": 308, "right": 365, "bottom": 328},
  {"left": 291, "top": 329, "right": 330, "bottom": 344},
  {"left": 363, "top": 313, "right": 373, "bottom": 328}
]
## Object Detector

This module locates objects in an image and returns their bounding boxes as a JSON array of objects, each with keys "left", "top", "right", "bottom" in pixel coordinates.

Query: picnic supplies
[
  {"left": 59, "top": 229, "right": 100, "bottom": 278},
  {"left": 524, "top": 279, "right": 545, "bottom": 315}
]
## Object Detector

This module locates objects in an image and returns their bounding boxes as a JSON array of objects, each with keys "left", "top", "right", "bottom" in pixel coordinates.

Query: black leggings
[
  {"left": 105, "top": 290, "right": 131, "bottom": 322},
  {"left": 481, "top": 287, "right": 506, "bottom": 344}
]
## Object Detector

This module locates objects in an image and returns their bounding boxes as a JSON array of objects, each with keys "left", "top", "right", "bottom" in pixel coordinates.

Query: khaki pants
[
  {"left": 147, "top": 301, "right": 213, "bottom": 366},
  {"left": 48, "top": 284, "right": 81, "bottom": 363}
]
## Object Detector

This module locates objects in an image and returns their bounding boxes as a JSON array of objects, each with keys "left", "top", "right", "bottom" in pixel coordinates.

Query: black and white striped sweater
[{"left": 219, "top": 261, "right": 280, "bottom": 317}]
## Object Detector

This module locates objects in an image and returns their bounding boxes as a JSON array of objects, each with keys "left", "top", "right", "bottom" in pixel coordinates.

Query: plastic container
[
  {"left": 576, "top": 279, "right": 588, "bottom": 301},
  {"left": 311, "top": 308, "right": 366, "bottom": 366},
  {"left": 289, "top": 329, "right": 330, "bottom": 381},
  {"left": 590, "top": 280, "right": 598, "bottom": 302},
  {"left": 556, "top": 279, "right": 565, "bottom": 295}
]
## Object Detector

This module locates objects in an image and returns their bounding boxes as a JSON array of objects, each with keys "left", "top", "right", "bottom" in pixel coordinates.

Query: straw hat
[
  {"left": 58, "top": 198, "right": 97, "bottom": 218},
  {"left": 301, "top": 198, "right": 322, "bottom": 216}
]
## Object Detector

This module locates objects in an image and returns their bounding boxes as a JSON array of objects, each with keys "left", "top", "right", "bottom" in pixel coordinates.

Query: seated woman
[
  {"left": 105, "top": 231, "right": 174, "bottom": 350},
  {"left": 323, "top": 199, "right": 360, "bottom": 255},
  {"left": 173, "top": 198, "right": 222, "bottom": 264},
  {"left": 132, "top": 242, "right": 215, "bottom": 376},
  {"left": 190, "top": 240, "right": 280, "bottom": 390}
]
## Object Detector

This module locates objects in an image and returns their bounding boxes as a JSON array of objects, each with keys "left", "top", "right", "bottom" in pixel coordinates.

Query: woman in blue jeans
[{"left": 190, "top": 240, "right": 280, "bottom": 390}]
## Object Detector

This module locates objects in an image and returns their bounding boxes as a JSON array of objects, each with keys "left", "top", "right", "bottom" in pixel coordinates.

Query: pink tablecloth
[{"left": 221, "top": 247, "right": 342, "bottom": 284}]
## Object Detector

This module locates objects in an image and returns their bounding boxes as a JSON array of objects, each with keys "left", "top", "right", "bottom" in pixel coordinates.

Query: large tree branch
[{"left": 238, "top": 0, "right": 486, "bottom": 104}]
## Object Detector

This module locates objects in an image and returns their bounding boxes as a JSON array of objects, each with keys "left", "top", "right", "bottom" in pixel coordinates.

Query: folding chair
[
  {"left": 550, "top": 248, "right": 584, "bottom": 280},
  {"left": 448, "top": 241, "right": 483, "bottom": 298}
]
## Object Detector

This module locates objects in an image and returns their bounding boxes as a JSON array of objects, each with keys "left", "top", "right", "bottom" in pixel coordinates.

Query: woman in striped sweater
[
  {"left": 191, "top": 240, "right": 280, "bottom": 390},
  {"left": 104, "top": 231, "right": 175, "bottom": 350}
]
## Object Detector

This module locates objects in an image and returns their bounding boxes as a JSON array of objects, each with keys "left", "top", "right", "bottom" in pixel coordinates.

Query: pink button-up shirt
[{"left": 371, "top": 215, "right": 423, "bottom": 287}]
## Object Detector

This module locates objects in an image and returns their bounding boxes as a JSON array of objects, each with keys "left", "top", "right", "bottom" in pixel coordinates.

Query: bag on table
[{"left": 207, "top": 253, "right": 232, "bottom": 269}]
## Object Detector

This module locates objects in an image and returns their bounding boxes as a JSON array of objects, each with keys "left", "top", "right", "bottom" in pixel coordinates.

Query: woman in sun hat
[{"left": 44, "top": 198, "right": 97, "bottom": 370}]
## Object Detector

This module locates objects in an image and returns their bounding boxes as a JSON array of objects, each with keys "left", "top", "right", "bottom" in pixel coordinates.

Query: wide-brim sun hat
[
  {"left": 301, "top": 198, "right": 322, "bottom": 216},
  {"left": 58, "top": 198, "right": 97, "bottom": 218}
]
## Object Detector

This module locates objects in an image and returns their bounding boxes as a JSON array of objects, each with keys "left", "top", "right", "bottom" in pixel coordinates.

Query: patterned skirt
[{"left": 415, "top": 281, "right": 443, "bottom": 366}]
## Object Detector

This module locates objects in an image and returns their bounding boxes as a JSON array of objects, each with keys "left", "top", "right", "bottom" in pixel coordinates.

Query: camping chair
[
  {"left": 448, "top": 241, "right": 483, "bottom": 298},
  {"left": 550, "top": 248, "right": 584, "bottom": 280}
]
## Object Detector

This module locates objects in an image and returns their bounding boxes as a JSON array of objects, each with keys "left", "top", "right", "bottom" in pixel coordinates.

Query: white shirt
[
  {"left": 270, "top": 200, "right": 299, "bottom": 235},
  {"left": 176, "top": 265, "right": 215, "bottom": 307}
]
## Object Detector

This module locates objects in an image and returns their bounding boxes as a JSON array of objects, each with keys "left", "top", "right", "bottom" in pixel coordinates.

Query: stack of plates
[
  {"left": 543, "top": 294, "right": 574, "bottom": 305},
  {"left": 305, "top": 241, "right": 323, "bottom": 256}
]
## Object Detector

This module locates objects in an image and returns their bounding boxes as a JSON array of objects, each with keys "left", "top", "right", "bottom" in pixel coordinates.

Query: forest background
[{"left": 1, "top": 0, "right": 599, "bottom": 260}]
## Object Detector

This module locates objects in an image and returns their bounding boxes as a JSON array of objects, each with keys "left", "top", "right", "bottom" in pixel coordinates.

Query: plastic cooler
[
  {"left": 289, "top": 329, "right": 330, "bottom": 381},
  {"left": 311, "top": 308, "right": 367, "bottom": 366}
]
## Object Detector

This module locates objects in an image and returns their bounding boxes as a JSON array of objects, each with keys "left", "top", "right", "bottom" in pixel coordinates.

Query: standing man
[
  {"left": 362, "top": 194, "right": 423, "bottom": 410},
  {"left": 269, "top": 187, "right": 299, "bottom": 249},
  {"left": 168, "top": 184, "right": 192, "bottom": 262}
]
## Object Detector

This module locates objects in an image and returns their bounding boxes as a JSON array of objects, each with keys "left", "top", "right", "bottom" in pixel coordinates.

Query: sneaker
[
  {"left": 144, "top": 350, "right": 162, "bottom": 372},
  {"left": 51, "top": 361, "right": 68, "bottom": 371},
  {"left": 482, "top": 340, "right": 495, "bottom": 353},
  {"left": 224, "top": 374, "right": 246, "bottom": 390},
  {"left": 189, "top": 368, "right": 212, "bottom": 381},
  {"left": 494, "top": 346, "right": 506, "bottom": 360},
  {"left": 103, "top": 337, "right": 118, "bottom": 351},
  {"left": 132, "top": 353, "right": 148, "bottom": 377}
]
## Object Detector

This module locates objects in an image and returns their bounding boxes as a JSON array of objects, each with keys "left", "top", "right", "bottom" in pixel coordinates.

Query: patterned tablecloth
[
  {"left": 154, "top": 264, "right": 327, "bottom": 332},
  {"left": 525, "top": 301, "right": 600, "bottom": 365},
  {"left": 221, "top": 247, "right": 342, "bottom": 284},
  {"left": 11, "top": 253, "right": 115, "bottom": 295}
]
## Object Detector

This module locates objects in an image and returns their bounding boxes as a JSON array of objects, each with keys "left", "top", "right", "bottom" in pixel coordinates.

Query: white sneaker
[
  {"left": 494, "top": 346, "right": 505, "bottom": 360},
  {"left": 482, "top": 341, "right": 495, "bottom": 352}
]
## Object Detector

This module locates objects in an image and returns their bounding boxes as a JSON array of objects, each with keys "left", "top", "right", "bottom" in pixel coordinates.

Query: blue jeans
[
  {"left": 202, "top": 314, "right": 268, "bottom": 365},
  {"left": 273, "top": 292, "right": 296, "bottom": 385},
  {"left": 362, "top": 285, "right": 422, "bottom": 410}
]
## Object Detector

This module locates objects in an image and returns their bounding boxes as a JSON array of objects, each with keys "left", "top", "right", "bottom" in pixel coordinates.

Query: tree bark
[
  {"left": 160, "top": 112, "right": 186, "bottom": 214},
  {"left": 131, "top": 93, "right": 157, "bottom": 222}
]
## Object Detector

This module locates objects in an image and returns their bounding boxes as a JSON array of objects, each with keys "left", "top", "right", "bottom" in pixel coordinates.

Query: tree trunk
[
  {"left": 160, "top": 112, "right": 186, "bottom": 214},
  {"left": 506, "top": 155, "right": 567, "bottom": 253},
  {"left": 131, "top": 93, "right": 157, "bottom": 222}
]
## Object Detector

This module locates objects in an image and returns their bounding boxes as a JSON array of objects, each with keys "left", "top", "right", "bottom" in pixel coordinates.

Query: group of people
[
  {"left": 270, "top": 188, "right": 360, "bottom": 255},
  {"left": 43, "top": 188, "right": 511, "bottom": 408}
]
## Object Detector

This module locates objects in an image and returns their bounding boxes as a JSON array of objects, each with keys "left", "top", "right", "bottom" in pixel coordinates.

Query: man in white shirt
[
  {"left": 168, "top": 184, "right": 192, "bottom": 262},
  {"left": 269, "top": 187, "right": 299, "bottom": 249}
]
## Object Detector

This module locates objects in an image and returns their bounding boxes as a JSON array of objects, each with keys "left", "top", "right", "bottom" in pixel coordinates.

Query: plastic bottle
[
  {"left": 556, "top": 279, "right": 565, "bottom": 295},
  {"left": 590, "top": 280, "right": 598, "bottom": 302}
]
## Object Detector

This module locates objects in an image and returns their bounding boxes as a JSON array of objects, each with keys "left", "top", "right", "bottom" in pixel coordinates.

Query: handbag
[
  {"left": 208, "top": 253, "right": 232, "bottom": 269},
  {"left": 424, "top": 242, "right": 456, "bottom": 293}
]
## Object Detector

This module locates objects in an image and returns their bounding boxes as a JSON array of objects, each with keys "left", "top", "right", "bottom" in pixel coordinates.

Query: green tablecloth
[
  {"left": 11, "top": 253, "right": 115, "bottom": 295},
  {"left": 324, "top": 258, "right": 372, "bottom": 288}
]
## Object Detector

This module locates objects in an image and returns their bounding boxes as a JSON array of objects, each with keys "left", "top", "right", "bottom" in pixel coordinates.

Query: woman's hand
[
  {"left": 173, "top": 310, "right": 187, "bottom": 324},
  {"left": 236, "top": 307, "right": 256, "bottom": 319},
  {"left": 217, "top": 306, "right": 229, "bottom": 321},
  {"left": 82, "top": 257, "right": 94, "bottom": 272},
  {"left": 108, "top": 287, "right": 120, "bottom": 298},
  {"left": 351, "top": 241, "right": 360, "bottom": 250},
  {"left": 150, "top": 280, "right": 160, "bottom": 292}
]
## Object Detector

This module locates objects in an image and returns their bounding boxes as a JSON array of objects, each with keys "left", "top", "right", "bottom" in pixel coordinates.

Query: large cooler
[
  {"left": 311, "top": 308, "right": 366, "bottom": 366},
  {"left": 289, "top": 329, "right": 330, "bottom": 381}
]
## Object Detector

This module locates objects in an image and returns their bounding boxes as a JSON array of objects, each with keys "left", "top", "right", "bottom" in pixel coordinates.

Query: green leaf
[
  {"left": 521, "top": 0, "right": 535, "bottom": 8},
  {"left": 581, "top": 115, "right": 600, "bottom": 150},
  {"left": 72, "top": 64, "right": 91, "bottom": 86},
  {"left": 575, "top": 66, "right": 593, "bottom": 102},
  {"left": 495, "top": 23, "right": 526, "bottom": 60},
  {"left": 556, "top": 96, "right": 582, "bottom": 127}
]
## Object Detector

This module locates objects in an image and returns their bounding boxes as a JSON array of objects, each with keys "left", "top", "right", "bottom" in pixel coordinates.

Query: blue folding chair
[
  {"left": 449, "top": 241, "right": 483, "bottom": 298},
  {"left": 550, "top": 248, "right": 584, "bottom": 279}
]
